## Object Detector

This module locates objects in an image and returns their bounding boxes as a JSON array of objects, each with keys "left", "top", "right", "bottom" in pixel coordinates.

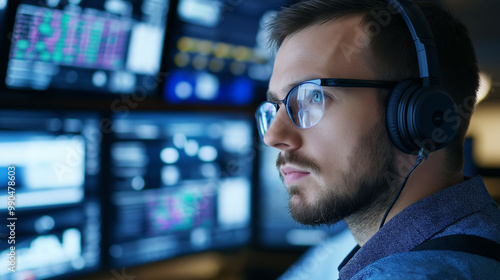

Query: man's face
[{"left": 265, "top": 15, "right": 399, "bottom": 226}]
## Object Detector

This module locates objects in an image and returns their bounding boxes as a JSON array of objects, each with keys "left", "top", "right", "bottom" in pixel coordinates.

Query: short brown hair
[{"left": 268, "top": 0, "right": 479, "bottom": 173}]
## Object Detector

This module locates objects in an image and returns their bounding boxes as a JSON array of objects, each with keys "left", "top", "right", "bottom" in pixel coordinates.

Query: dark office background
[{"left": 0, "top": 0, "right": 498, "bottom": 280}]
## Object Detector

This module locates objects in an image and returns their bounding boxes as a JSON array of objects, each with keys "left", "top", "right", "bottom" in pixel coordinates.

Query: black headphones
[{"left": 384, "top": 0, "right": 458, "bottom": 154}]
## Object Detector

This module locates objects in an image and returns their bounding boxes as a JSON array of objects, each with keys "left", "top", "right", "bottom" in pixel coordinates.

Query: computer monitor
[
  {"left": 107, "top": 111, "right": 254, "bottom": 268},
  {"left": 163, "top": 0, "right": 290, "bottom": 105},
  {"left": 3, "top": 0, "right": 170, "bottom": 95},
  {"left": 257, "top": 144, "right": 349, "bottom": 249},
  {"left": 0, "top": 110, "right": 102, "bottom": 280}
]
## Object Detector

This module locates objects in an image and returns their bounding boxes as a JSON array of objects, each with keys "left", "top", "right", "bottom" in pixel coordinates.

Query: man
[{"left": 255, "top": 0, "right": 500, "bottom": 279}]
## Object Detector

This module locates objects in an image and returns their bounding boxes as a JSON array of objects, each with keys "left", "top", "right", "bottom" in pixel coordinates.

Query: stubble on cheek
[{"left": 283, "top": 118, "right": 399, "bottom": 226}]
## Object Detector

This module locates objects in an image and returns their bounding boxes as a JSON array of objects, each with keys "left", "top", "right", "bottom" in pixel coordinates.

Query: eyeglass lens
[{"left": 256, "top": 82, "right": 325, "bottom": 139}]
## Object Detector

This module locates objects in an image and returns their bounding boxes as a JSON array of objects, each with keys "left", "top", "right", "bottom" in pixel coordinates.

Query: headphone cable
[{"left": 379, "top": 147, "right": 429, "bottom": 230}]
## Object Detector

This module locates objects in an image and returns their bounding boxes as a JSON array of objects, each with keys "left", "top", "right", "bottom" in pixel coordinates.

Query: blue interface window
[
  {"left": 163, "top": 0, "right": 289, "bottom": 105},
  {"left": 107, "top": 111, "right": 254, "bottom": 268},
  {"left": 0, "top": 110, "right": 102, "bottom": 280},
  {"left": 5, "top": 0, "right": 169, "bottom": 95}
]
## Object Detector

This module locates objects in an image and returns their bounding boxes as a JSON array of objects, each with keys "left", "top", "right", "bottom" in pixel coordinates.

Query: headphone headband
[
  {"left": 384, "top": 0, "right": 458, "bottom": 154},
  {"left": 385, "top": 0, "right": 440, "bottom": 85}
]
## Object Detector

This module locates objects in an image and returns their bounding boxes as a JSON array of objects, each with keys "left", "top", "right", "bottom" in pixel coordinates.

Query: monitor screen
[
  {"left": 107, "top": 111, "right": 254, "bottom": 268},
  {"left": 0, "top": 0, "right": 6, "bottom": 34},
  {"left": 4, "top": 0, "right": 170, "bottom": 95},
  {"left": 257, "top": 144, "right": 349, "bottom": 249},
  {"left": 163, "top": 0, "right": 289, "bottom": 105},
  {"left": 0, "top": 110, "right": 102, "bottom": 280}
]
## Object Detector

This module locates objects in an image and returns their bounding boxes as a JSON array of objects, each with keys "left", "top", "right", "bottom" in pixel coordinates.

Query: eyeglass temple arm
[{"left": 319, "top": 78, "right": 397, "bottom": 88}]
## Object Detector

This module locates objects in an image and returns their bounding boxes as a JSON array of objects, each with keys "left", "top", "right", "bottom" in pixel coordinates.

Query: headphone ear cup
[
  {"left": 386, "top": 80, "right": 421, "bottom": 154},
  {"left": 406, "top": 86, "right": 458, "bottom": 152},
  {"left": 387, "top": 79, "right": 459, "bottom": 154}
]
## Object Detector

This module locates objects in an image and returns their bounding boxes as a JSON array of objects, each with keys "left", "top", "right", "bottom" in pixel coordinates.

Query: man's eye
[{"left": 311, "top": 91, "right": 323, "bottom": 103}]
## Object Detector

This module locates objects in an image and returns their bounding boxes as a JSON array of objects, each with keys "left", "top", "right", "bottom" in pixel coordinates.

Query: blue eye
[{"left": 311, "top": 90, "right": 323, "bottom": 103}]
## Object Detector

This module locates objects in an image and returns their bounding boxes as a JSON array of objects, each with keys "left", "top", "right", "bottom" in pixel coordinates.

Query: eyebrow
[{"left": 266, "top": 90, "right": 284, "bottom": 103}]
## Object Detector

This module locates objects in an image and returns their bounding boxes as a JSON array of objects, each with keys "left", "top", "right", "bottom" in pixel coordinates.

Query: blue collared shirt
[{"left": 340, "top": 176, "right": 500, "bottom": 279}]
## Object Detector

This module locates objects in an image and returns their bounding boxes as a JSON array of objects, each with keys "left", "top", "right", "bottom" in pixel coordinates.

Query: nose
[{"left": 263, "top": 104, "right": 301, "bottom": 151}]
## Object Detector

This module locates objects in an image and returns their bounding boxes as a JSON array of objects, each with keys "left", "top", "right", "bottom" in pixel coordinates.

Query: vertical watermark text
[{"left": 6, "top": 165, "right": 17, "bottom": 273}]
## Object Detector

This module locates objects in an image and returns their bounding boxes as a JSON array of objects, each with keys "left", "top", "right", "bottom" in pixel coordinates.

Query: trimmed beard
[{"left": 276, "top": 119, "right": 400, "bottom": 226}]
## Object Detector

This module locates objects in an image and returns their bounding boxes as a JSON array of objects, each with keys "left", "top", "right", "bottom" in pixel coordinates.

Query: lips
[{"left": 280, "top": 166, "right": 310, "bottom": 185}]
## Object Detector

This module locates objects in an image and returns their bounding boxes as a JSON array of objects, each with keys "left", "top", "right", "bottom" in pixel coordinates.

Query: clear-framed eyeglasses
[{"left": 255, "top": 78, "right": 396, "bottom": 140}]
